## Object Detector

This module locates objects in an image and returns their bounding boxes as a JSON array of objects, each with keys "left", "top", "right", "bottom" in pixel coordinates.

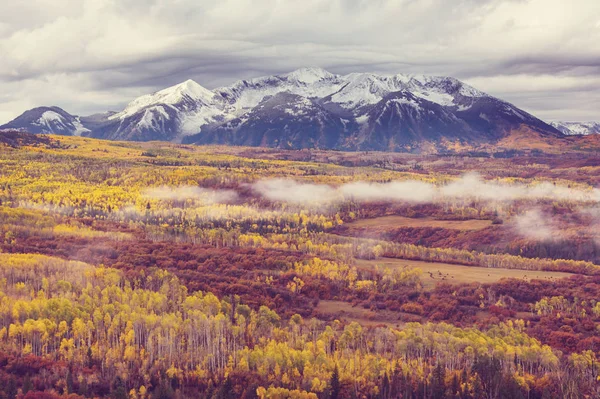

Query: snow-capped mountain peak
[
  {"left": 330, "top": 73, "right": 397, "bottom": 109},
  {"left": 216, "top": 67, "right": 345, "bottom": 112},
  {"left": 174, "top": 79, "right": 218, "bottom": 102},
  {"left": 282, "top": 67, "right": 336, "bottom": 84},
  {"left": 322, "top": 72, "right": 487, "bottom": 112},
  {"left": 0, "top": 106, "right": 90, "bottom": 136},
  {"left": 550, "top": 121, "right": 600, "bottom": 136},
  {"left": 111, "top": 79, "right": 218, "bottom": 120}
]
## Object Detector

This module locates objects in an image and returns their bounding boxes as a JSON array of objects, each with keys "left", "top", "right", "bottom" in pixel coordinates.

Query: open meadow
[
  {"left": 354, "top": 258, "right": 577, "bottom": 289},
  {"left": 343, "top": 215, "right": 494, "bottom": 231}
]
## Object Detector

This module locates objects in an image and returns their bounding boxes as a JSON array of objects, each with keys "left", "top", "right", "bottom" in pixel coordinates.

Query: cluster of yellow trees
[
  {"left": 293, "top": 258, "right": 358, "bottom": 286},
  {"left": 290, "top": 257, "right": 423, "bottom": 292},
  {"left": 533, "top": 295, "right": 600, "bottom": 318},
  {"left": 0, "top": 253, "right": 574, "bottom": 397}
]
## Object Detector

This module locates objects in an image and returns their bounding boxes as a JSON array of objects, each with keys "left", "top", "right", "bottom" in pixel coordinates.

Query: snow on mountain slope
[
  {"left": 190, "top": 92, "right": 352, "bottom": 149},
  {"left": 215, "top": 69, "right": 488, "bottom": 122},
  {"left": 550, "top": 121, "right": 600, "bottom": 135},
  {"left": 179, "top": 106, "right": 231, "bottom": 136},
  {"left": 33, "top": 110, "right": 69, "bottom": 132},
  {"left": 0, "top": 106, "right": 89, "bottom": 136},
  {"left": 71, "top": 117, "right": 91, "bottom": 136},
  {"left": 329, "top": 73, "right": 400, "bottom": 109},
  {"left": 2, "top": 68, "right": 563, "bottom": 150},
  {"left": 111, "top": 79, "right": 221, "bottom": 120},
  {"left": 216, "top": 67, "right": 347, "bottom": 112},
  {"left": 284, "top": 67, "right": 336, "bottom": 84},
  {"left": 323, "top": 73, "right": 485, "bottom": 112},
  {"left": 137, "top": 106, "right": 170, "bottom": 130},
  {"left": 103, "top": 79, "right": 232, "bottom": 141}
]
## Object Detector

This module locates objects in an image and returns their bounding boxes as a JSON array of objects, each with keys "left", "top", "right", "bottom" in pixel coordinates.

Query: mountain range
[
  {"left": 1, "top": 67, "right": 582, "bottom": 151},
  {"left": 549, "top": 121, "right": 600, "bottom": 136}
]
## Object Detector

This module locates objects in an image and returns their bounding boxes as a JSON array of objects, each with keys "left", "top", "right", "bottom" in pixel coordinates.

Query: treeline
[
  {"left": 142, "top": 222, "right": 600, "bottom": 276},
  {"left": 311, "top": 234, "right": 600, "bottom": 276},
  {"left": 128, "top": 207, "right": 600, "bottom": 275},
  {"left": 336, "top": 223, "right": 600, "bottom": 265}
]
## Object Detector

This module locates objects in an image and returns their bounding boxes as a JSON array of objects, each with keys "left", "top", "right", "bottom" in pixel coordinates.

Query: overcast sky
[{"left": 1, "top": 0, "right": 599, "bottom": 123}]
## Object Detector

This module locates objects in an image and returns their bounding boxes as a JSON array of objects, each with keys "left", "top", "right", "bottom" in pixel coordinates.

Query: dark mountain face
[
  {"left": 186, "top": 92, "right": 353, "bottom": 149},
  {"left": 453, "top": 97, "right": 564, "bottom": 141},
  {"left": 1, "top": 68, "right": 563, "bottom": 151},
  {"left": 1, "top": 106, "right": 89, "bottom": 136},
  {"left": 352, "top": 91, "right": 473, "bottom": 151}
]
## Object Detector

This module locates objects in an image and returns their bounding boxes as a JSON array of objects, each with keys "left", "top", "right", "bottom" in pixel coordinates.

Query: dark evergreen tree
[
  {"left": 66, "top": 369, "right": 74, "bottom": 394},
  {"left": 449, "top": 373, "right": 460, "bottom": 399},
  {"left": 472, "top": 374, "right": 485, "bottom": 399},
  {"left": 380, "top": 372, "right": 390, "bottom": 399},
  {"left": 472, "top": 355, "right": 502, "bottom": 399},
  {"left": 152, "top": 377, "right": 176, "bottom": 399},
  {"left": 241, "top": 383, "right": 259, "bottom": 399},
  {"left": 79, "top": 378, "right": 89, "bottom": 397},
  {"left": 431, "top": 363, "right": 446, "bottom": 399},
  {"left": 499, "top": 374, "right": 525, "bottom": 399},
  {"left": 203, "top": 384, "right": 215, "bottom": 399},
  {"left": 111, "top": 376, "right": 128, "bottom": 399},
  {"left": 404, "top": 373, "right": 414, "bottom": 399},
  {"left": 214, "top": 377, "right": 235, "bottom": 399},
  {"left": 87, "top": 347, "right": 93, "bottom": 367},
  {"left": 329, "top": 364, "right": 341, "bottom": 399}
]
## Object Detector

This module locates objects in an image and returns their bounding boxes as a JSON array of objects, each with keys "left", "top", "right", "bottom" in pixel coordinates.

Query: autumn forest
[{"left": 1, "top": 131, "right": 600, "bottom": 399}]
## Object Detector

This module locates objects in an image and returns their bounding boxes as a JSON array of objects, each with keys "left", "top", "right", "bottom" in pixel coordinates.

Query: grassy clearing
[
  {"left": 315, "top": 300, "right": 416, "bottom": 327},
  {"left": 355, "top": 258, "right": 576, "bottom": 289},
  {"left": 347, "top": 215, "right": 493, "bottom": 231}
]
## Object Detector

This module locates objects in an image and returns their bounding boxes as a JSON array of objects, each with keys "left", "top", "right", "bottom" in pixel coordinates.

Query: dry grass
[
  {"left": 355, "top": 258, "right": 576, "bottom": 289},
  {"left": 348, "top": 215, "right": 493, "bottom": 231},
  {"left": 492, "top": 126, "right": 566, "bottom": 153},
  {"left": 315, "top": 300, "right": 416, "bottom": 327}
]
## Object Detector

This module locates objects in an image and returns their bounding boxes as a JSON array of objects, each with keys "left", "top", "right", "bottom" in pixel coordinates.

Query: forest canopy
[{"left": 1, "top": 133, "right": 600, "bottom": 398}]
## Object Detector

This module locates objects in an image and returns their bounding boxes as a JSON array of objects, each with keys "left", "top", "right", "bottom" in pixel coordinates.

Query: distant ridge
[{"left": 550, "top": 121, "right": 600, "bottom": 136}]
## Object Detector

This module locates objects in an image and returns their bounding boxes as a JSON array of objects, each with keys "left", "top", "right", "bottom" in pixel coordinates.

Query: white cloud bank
[
  {"left": 512, "top": 208, "right": 561, "bottom": 242},
  {"left": 1, "top": 0, "right": 600, "bottom": 122},
  {"left": 251, "top": 173, "right": 600, "bottom": 206}
]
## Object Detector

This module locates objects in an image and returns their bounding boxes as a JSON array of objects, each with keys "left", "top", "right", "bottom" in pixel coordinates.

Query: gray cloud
[{"left": 1, "top": 0, "right": 599, "bottom": 123}]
